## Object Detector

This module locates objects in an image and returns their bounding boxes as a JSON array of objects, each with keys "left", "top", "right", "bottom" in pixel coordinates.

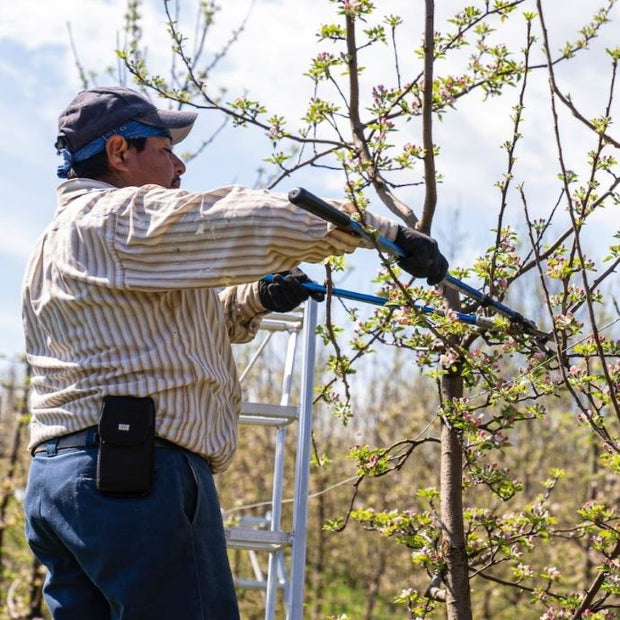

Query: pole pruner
[{"left": 286, "top": 187, "right": 551, "bottom": 349}]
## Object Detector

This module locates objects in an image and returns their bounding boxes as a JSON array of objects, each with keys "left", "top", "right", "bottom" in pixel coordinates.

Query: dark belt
[{"left": 32, "top": 426, "right": 172, "bottom": 455}]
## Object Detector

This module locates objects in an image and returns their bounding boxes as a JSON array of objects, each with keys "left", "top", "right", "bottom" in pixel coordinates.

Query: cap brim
[{"left": 140, "top": 108, "right": 198, "bottom": 145}]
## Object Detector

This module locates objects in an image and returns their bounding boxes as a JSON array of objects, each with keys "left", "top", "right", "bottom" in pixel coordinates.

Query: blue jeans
[{"left": 24, "top": 435, "right": 240, "bottom": 620}]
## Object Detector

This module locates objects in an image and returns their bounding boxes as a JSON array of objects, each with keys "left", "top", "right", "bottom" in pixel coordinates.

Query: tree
[
  {"left": 75, "top": 0, "right": 620, "bottom": 617},
  {"left": 0, "top": 360, "right": 46, "bottom": 620}
]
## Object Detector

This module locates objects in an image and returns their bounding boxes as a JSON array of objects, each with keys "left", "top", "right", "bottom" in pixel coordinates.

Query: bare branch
[
  {"left": 344, "top": 13, "right": 418, "bottom": 227},
  {"left": 418, "top": 0, "right": 437, "bottom": 235}
]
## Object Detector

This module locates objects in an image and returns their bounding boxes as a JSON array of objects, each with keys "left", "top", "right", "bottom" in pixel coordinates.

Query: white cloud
[{"left": 2, "top": 0, "right": 124, "bottom": 59}]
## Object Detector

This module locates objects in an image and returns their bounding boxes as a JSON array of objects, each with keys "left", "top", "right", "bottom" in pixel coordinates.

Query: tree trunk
[
  {"left": 364, "top": 541, "right": 386, "bottom": 620},
  {"left": 440, "top": 371, "right": 471, "bottom": 619},
  {"left": 440, "top": 281, "right": 472, "bottom": 620}
]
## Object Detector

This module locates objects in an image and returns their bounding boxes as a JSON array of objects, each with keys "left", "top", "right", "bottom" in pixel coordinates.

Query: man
[{"left": 22, "top": 86, "right": 448, "bottom": 619}]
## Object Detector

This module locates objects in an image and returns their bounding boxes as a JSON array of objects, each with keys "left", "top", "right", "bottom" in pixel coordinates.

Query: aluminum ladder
[{"left": 224, "top": 300, "right": 317, "bottom": 620}]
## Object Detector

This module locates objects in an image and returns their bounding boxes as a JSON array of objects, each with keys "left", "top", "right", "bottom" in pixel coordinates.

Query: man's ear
[{"left": 105, "top": 135, "right": 129, "bottom": 172}]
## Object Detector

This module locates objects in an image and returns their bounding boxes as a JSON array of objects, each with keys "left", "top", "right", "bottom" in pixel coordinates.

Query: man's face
[{"left": 124, "top": 136, "right": 186, "bottom": 189}]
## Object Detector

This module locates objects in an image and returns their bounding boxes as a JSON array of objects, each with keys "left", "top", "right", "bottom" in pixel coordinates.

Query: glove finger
[
  {"left": 267, "top": 285, "right": 301, "bottom": 310},
  {"left": 397, "top": 256, "right": 427, "bottom": 279},
  {"left": 266, "top": 283, "right": 288, "bottom": 309},
  {"left": 289, "top": 267, "right": 309, "bottom": 283},
  {"left": 270, "top": 275, "right": 289, "bottom": 307},
  {"left": 283, "top": 275, "right": 311, "bottom": 304},
  {"left": 292, "top": 271, "right": 325, "bottom": 302},
  {"left": 426, "top": 254, "right": 449, "bottom": 286}
]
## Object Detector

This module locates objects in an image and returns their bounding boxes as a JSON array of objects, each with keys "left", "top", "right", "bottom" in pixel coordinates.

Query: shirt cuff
[{"left": 336, "top": 201, "right": 400, "bottom": 243}]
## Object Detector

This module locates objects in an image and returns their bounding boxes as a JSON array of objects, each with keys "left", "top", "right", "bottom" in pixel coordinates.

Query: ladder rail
[
  {"left": 227, "top": 303, "right": 316, "bottom": 620},
  {"left": 265, "top": 326, "right": 299, "bottom": 619},
  {"left": 288, "top": 300, "right": 317, "bottom": 620},
  {"left": 238, "top": 331, "right": 275, "bottom": 384}
]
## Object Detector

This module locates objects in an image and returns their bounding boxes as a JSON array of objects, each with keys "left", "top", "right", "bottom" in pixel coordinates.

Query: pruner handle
[
  {"left": 288, "top": 188, "right": 353, "bottom": 229},
  {"left": 288, "top": 187, "right": 406, "bottom": 257}
]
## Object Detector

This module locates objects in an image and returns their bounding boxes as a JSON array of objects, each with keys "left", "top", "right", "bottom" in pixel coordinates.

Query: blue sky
[{"left": 1, "top": 0, "right": 619, "bottom": 362}]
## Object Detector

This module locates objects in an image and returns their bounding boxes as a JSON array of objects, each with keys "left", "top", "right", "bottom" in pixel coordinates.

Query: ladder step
[
  {"left": 234, "top": 578, "right": 286, "bottom": 590},
  {"left": 225, "top": 527, "right": 292, "bottom": 551},
  {"left": 240, "top": 402, "right": 299, "bottom": 426},
  {"left": 260, "top": 312, "right": 303, "bottom": 332}
]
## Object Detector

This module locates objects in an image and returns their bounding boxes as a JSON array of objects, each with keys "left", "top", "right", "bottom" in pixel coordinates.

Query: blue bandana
[{"left": 57, "top": 120, "right": 171, "bottom": 178}]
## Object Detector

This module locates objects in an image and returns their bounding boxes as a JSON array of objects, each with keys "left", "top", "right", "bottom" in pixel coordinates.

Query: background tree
[{"left": 0, "top": 360, "right": 45, "bottom": 620}]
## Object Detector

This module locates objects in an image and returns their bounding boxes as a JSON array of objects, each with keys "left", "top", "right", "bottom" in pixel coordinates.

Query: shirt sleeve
[
  {"left": 108, "top": 184, "right": 399, "bottom": 291},
  {"left": 217, "top": 282, "right": 266, "bottom": 343}
]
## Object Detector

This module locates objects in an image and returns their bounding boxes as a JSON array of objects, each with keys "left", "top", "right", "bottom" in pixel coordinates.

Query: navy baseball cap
[{"left": 57, "top": 86, "right": 198, "bottom": 153}]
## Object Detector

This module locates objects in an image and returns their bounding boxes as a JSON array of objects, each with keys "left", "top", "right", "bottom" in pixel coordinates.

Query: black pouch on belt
[{"left": 97, "top": 395, "right": 155, "bottom": 498}]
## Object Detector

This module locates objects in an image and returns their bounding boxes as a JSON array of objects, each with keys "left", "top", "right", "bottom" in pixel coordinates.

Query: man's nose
[{"left": 174, "top": 153, "right": 186, "bottom": 176}]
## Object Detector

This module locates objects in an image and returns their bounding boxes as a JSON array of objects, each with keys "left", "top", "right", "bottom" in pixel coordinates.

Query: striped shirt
[{"left": 22, "top": 179, "right": 399, "bottom": 471}]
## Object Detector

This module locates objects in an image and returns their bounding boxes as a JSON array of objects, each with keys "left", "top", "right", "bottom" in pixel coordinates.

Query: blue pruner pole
[
  {"left": 262, "top": 275, "right": 498, "bottom": 330},
  {"left": 287, "top": 187, "right": 543, "bottom": 335}
]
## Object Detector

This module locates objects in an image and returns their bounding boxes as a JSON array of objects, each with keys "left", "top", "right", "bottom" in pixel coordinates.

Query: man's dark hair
[{"left": 69, "top": 137, "right": 148, "bottom": 180}]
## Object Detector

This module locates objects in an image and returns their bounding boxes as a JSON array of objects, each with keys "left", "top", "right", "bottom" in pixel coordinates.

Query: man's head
[{"left": 56, "top": 86, "right": 198, "bottom": 188}]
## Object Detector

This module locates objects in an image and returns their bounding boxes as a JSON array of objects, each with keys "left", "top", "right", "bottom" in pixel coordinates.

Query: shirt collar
[{"left": 56, "top": 178, "right": 116, "bottom": 212}]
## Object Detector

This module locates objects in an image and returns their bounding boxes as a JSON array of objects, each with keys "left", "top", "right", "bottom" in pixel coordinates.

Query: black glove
[
  {"left": 258, "top": 268, "right": 325, "bottom": 312},
  {"left": 394, "top": 226, "right": 449, "bottom": 285}
]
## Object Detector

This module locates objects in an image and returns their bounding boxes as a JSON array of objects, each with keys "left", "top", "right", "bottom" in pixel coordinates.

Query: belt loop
[
  {"left": 85, "top": 426, "right": 99, "bottom": 448},
  {"left": 46, "top": 437, "right": 59, "bottom": 457}
]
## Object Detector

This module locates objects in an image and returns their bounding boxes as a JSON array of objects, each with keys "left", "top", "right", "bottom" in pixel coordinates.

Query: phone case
[{"left": 96, "top": 395, "right": 156, "bottom": 497}]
